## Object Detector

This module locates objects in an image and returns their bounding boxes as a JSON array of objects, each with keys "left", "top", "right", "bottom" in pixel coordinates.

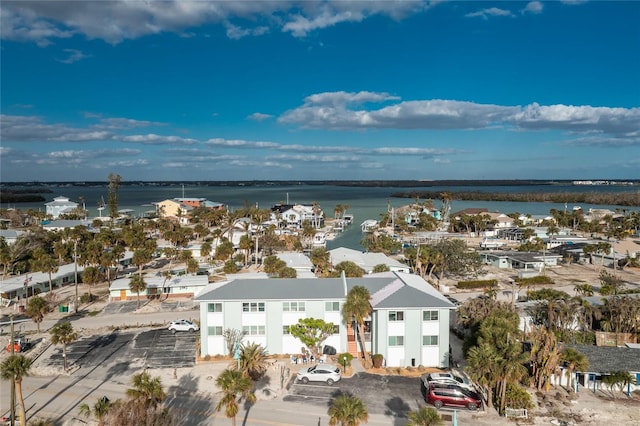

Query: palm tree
[
  {"left": 25, "top": 296, "right": 49, "bottom": 333},
  {"left": 407, "top": 406, "right": 443, "bottom": 426},
  {"left": 238, "top": 342, "right": 269, "bottom": 381},
  {"left": 0, "top": 354, "right": 33, "bottom": 426},
  {"left": 215, "top": 368, "right": 256, "bottom": 426},
  {"left": 328, "top": 393, "right": 368, "bottom": 426},
  {"left": 126, "top": 371, "right": 167, "bottom": 409},
  {"left": 466, "top": 342, "right": 500, "bottom": 410},
  {"left": 342, "top": 286, "right": 373, "bottom": 367},
  {"left": 560, "top": 347, "right": 589, "bottom": 391},
  {"left": 30, "top": 247, "right": 58, "bottom": 293},
  {"left": 49, "top": 321, "right": 78, "bottom": 371},
  {"left": 78, "top": 396, "right": 112, "bottom": 426},
  {"left": 129, "top": 274, "right": 147, "bottom": 309}
]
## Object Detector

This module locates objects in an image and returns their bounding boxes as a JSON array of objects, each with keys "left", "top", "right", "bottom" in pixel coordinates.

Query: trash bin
[{"left": 59, "top": 305, "right": 68, "bottom": 313}]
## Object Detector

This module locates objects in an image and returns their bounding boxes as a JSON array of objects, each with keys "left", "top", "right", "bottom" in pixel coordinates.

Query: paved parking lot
[
  {"left": 42, "top": 328, "right": 197, "bottom": 372},
  {"left": 285, "top": 372, "right": 483, "bottom": 421}
]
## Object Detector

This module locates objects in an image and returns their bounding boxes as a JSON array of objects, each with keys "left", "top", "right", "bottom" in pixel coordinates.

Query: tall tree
[
  {"left": 342, "top": 285, "right": 372, "bottom": 367},
  {"left": 49, "top": 321, "right": 78, "bottom": 371},
  {"left": 129, "top": 274, "right": 147, "bottom": 309},
  {"left": 30, "top": 247, "right": 58, "bottom": 293},
  {"left": 26, "top": 296, "right": 50, "bottom": 333},
  {"left": 328, "top": 393, "right": 368, "bottom": 426},
  {"left": 0, "top": 354, "right": 33, "bottom": 426},
  {"left": 126, "top": 371, "right": 167, "bottom": 409},
  {"left": 215, "top": 369, "right": 256, "bottom": 426},
  {"left": 107, "top": 173, "right": 122, "bottom": 220},
  {"left": 560, "top": 348, "right": 589, "bottom": 391}
]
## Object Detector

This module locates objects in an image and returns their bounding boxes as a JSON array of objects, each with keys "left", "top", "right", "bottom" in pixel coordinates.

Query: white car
[
  {"left": 296, "top": 364, "right": 341, "bottom": 385},
  {"left": 422, "top": 371, "right": 476, "bottom": 391},
  {"left": 168, "top": 320, "right": 199, "bottom": 333}
]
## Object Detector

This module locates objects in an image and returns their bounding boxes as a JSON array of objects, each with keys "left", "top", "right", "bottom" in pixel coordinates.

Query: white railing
[{"left": 505, "top": 408, "right": 527, "bottom": 419}]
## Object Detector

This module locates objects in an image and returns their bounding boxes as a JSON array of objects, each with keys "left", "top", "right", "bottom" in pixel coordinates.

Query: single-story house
[
  {"left": 329, "top": 247, "right": 410, "bottom": 274},
  {"left": 562, "top": 344, "right": 640, "bottom": 395},
  {"left": 0, "top": 263, "right": 85, "bottom": 305},
  {"left": 109, "top": 273, "right": 209, "bottom": 301},
  {"left": 276, "top": 252, "right": 316, "bottom": 278},
  {"left": 195, "top": 271, "right": 456, "bottom": 368},
  {"left": 0, "top": 229, "right": 22, "bottom": 245},
  {"left": 480, "top": 250, "right": 562, "bottom": 274}
]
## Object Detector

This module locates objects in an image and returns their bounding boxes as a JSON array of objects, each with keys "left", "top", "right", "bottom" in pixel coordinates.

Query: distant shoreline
[{"left": 1, "top": 179, "right": 638, "bottom": 189}]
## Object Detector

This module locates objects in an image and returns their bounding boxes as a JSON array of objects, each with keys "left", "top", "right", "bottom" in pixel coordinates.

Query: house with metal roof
[
  {"left": 194, "top": 271, "right": 456, "bottom": 368},
  {"left": 45, "top": 196, "right": 78, "bottom": 219},
  {"left": 329, "top": 247, "right": 411, "bottom": 274}
]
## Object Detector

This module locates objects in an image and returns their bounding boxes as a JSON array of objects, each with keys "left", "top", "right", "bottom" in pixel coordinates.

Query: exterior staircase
[{"left": 346, "top": 323, "right": 359, "bottom": 358}]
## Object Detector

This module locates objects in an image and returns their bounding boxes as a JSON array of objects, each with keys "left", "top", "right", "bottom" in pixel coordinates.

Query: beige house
[{"left": 155, "top": 199, "right": 193, "bottom": 224}]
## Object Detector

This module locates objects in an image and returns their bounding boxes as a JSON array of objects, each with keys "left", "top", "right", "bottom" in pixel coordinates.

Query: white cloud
[
  {"left": 57, "top": 48, "right": 91, "bottom": 64},
  {"left": 93, "top": 117, "right": 167, "bottom": 129},
  {"left": 247, "top": 112, "right": 274, "bottom": 121},
  {"left": 206, "top": 138, "right": 280, "bottom": 149},
  {"left": 0, "top": 115, "right": 114, "bottom": 142},
  {"left": 0, "top": 1, "right": 433, "bottom": 45},
  {"left": 279, "top": 93, "right": 640, "bottom": 141},
  {"left": 465, "top": 7, "right": 514, "bottom": 19},
  {"left": 522, "top": 1, "right": 544, "bottom": 14},
  {"left": 120, "top": 134, "right": 198, "bottom": 145},
  {"left": 266, "top": 154, "right": 362, "bottom": 163}
]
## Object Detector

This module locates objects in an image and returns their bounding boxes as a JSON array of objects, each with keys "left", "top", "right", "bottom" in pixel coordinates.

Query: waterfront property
[
  {"left": 45, "top": 196, "right": 78, "bottom": 219},
  {"left": 195, "top": 271, "right": 456, "bottom": 368}
]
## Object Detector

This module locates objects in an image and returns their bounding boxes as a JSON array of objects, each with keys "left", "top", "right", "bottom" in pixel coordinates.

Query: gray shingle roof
[
  {"left": 566, "top": 344, "right": 640, "bottom": 374},
  {"left": 195, "top": 272, "right": 456, "bottom": 310}
]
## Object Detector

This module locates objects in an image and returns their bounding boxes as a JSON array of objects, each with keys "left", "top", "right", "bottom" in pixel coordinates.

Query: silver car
[{"left": 296, "top": 364, "right": 341, "bottom": 385}]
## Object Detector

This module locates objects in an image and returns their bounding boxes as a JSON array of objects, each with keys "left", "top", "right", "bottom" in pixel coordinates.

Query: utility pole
[
  {"left": 74, "top": 239, "right": 78, "bottom": 314},
  {"left": 10, "top": 314, "right": 15, "bottom": 426}
]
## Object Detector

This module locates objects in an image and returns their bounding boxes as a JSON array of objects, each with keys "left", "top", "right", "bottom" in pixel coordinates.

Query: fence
[{"left": 505, "top": 408, "right": 528, "bottom": 419}]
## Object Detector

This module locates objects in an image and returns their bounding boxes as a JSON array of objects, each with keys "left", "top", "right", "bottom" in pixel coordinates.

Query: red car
[{"left": 426, "top": 384, "right": 482, "bottom": 410}]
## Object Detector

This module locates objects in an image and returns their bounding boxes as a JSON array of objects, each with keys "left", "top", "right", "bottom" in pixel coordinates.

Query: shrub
[
  {"left": 515, "top": 275, "right": 554, "bottom": 285},
  {"left": 372, "top": 354, "right": 384, "bottom": 368},
  {"left": 337, "top": 352, "right": 353, "bottom": 368},
  {"left": 504, "top": 383, "right": 533, "bottom": 410},
  {"left": 457, "top": 279, "right": 497, "bottom": 289},
  {"left": 79, "top": 292, "right": 96, "bottom": 304}
]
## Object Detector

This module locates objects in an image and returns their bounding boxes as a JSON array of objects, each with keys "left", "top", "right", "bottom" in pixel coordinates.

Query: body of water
[{"left": 6, "top": 183, "right": 640, "bottom": 251}]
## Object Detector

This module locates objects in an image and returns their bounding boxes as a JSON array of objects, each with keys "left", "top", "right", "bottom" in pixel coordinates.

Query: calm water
[{"left": 7, "top": 183, "right": 640, "bottom": 250}]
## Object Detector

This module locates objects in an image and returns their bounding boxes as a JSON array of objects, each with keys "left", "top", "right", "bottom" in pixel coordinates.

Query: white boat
[
  {"left": 312, "top": 232, "right": 327, "bottom": 247},
  {"left": 360, "top": 219, "right": 378, "bottom": 233},
  {"left": 343, "top": 214, "right": 354, "bottom": 223}
]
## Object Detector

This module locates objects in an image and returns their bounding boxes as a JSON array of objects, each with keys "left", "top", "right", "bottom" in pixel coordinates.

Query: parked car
[
  {"left": 168, "top": 320, "right": 199, "bottom": 333},
  {"left": 426, "top": 383, "right": 482, "bottom": 410},
  {"left": 296, "top": 364, "right": 341, "bottom": 385},
  {"left": 422, "top": 371, "right": 476, "bottom": 391}
]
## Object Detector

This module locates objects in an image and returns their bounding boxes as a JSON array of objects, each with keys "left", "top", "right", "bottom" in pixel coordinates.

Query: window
[
  {"left": 283, "top": 325, "right": 291, "bottom": 335},
  {"left": 325, "top": 301, "right": 340, "bottom": 312},
  {"left": 208, "top": 303, "right": 222, "bottom": 313},
  {"left": 283, "top": 301, "right": 305, "bottom": 312},
  {"left": 332, "top": 325, "right": 340, "bottom": 334},
  {"left": 208, "top": 326, "right": 223, "bottom": 336},
  {"left": 242, "top": 325, "right": 266, "bottom": 336},
  {"left": 388, "top": 336, "right": 404, "bottom": 346},
  {"left": 422, "top": 335, "right": 438, "bottom": 346},
  {"left": 423, "top": 310, "right": 439, "bottom": 321},
  {"left": 242, "top": 302, "right": 265, "bottom": 312},
  {"left": 389, "top": 311, "right": 404, "bottom": 321}
]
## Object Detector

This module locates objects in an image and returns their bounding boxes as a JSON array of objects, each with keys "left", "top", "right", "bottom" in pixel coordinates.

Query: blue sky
[{"left": 1, "top": 0, "right": 639, "bottom": 182}]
